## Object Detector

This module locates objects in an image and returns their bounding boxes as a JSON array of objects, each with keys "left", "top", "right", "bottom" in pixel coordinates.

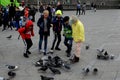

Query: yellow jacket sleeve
[{"left": 72, "top": 20, "right": 85, "bottom": 42}]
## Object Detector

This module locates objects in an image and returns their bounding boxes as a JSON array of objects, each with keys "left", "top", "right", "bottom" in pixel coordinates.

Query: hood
[
  {"left": 25, "top": 20, "right": 33, "bottom": 29},
  {"left": 55, "top": 10, "right": 62, "bottom": 16}
]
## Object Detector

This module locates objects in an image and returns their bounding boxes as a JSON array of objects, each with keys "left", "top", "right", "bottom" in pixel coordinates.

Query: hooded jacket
[
  {"left": 18, "top": 20, "right": 34, "bottom": 39},
  {"left": 72, "top": 20, "right": 85, "bottom": 42},
  {"left": 52, "top": 16, "right": 63, "bottom": 33}
]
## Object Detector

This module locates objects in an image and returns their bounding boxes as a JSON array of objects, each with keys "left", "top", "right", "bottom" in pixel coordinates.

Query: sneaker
[
  {"left": 39, "top": 49, "right": 44, "bottom": 53},
  {"left": 55, "top": 48, "right": 61, "bottom": 51},
  {"left": 49, "top": 49, "right": 53, "bottom": 53},
  {"left": 23, "top": 53, "right": 29, "bottom": 58}
]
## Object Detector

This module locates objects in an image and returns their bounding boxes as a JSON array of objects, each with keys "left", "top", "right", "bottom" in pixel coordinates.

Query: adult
[
  {"left": 9, "top": 3, "right": 16, "bottom": 22},
  {"left": 29, "top": 6, "right": 36, "bottom": 22},
  {"left": 70, "top": 15, "right": 85, "bottom": 63},
  {"left": 39, "top": 3, "right": 44, "bottom": 15},
  {"left": 93, "top": 3, "right": 97, "bottom": 12},
  {"left": 81, "top": 3, "right": 86, "bottom": 15},
  {"left": 46, "top": 4, "right": 52, "bottom": 20},
  {"left": 56, "top": 1, "right": 63, "bottom": 13},
  {"left": 37, "top": 10, "right": 52, "bottom": 55},
  {"left": 9, "top": 4, "right": 16, "bottom": 29},
  {"left": 76, "top": 2, "right": 81, "bottom": 15}
]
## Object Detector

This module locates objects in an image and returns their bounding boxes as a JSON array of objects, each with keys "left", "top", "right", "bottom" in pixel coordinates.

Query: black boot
[
  {"left": 23, "top": 53, "right": 29, "bottom": 58},
  {"left": 27, "top": 51, "right": 31, "bottom": 54},
  {"left": 70, "top": 55, "right": 79, "bottom": 63}
]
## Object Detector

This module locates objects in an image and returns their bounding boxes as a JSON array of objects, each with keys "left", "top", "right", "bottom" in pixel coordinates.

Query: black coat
[{"left": 37, "top": 15, "right": 51, "bottom": 36}]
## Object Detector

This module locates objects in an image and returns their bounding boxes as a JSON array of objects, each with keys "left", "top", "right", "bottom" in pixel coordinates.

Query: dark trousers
[
  {"left": 51, "top": 33, "right": 61, "bottom": 50},
  {"left": 76, "top": 8, "right": 81, "bottom": 15},
  {"left": 39, "top": 34, "right": 48, "bottom": 53},
  {"left": 24, "top": 38, "right": 33, "bottom": 53},
  {"left": 81, "top": 9, "right": 85, "bottom": 15},
  {"left": 64, "top": 37, "right": 73, "bottom": 53},
  {"left": 2, "top": 21, "right": 8, "bottom": 31}
]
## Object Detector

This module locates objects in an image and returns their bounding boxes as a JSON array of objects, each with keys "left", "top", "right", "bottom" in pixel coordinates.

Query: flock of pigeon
[{"left": 3, "top": 35, "right": 115, "bottom": 80}]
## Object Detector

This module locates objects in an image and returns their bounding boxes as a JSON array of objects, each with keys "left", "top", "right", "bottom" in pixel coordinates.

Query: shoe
[
  {"left": 27, "top": 51, "right": 31, "bottom": 54},
  {"left": 2, "top": 29, "right": 6, "bottom": 31},
  {"left": 55, "top": 47, "right": 61, "bottom": 51},
  {"left": 39, "top": 49, "right": 44, "bottom": 53},
  {"left": 23, "top": 53, "right": 29, "bottom": 58},
  {"left": 70, "top": 56, "right": 79, "bottom": 63},
  {"left": 44, "top": 52, "right": 47, "bottom": 55},
  {"left": 50, "top": 49, "right": 53, "bottom": 53},
  {"left": 67, "top": 53, "right": 71, "bottom": 57}
]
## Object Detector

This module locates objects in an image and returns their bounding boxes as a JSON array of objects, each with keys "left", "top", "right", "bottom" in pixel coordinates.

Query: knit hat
[{"left": 55, "top": 10, "right": 62, "bottom": 15}]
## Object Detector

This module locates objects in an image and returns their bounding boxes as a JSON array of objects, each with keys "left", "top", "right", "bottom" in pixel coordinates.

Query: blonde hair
[
  {"left": 70, "top": 15, "right": 78, "bottom": 24},
  {"left": 43, "top": 10, "right": 49, "bottom": 14}
]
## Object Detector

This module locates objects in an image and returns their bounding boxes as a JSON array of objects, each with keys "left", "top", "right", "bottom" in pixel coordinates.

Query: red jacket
[{"left": 18, "top": 20, "right": 34, "bottom": 39}]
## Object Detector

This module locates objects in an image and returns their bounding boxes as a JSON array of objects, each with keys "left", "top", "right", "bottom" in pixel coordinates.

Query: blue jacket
[{"left": 52, "top": 16, "right": 63, "bottom": 33}]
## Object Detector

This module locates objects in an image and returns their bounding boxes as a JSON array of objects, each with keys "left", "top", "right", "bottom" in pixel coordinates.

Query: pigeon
[
  {"left": 6, "top": 65, "right": 18, "bottom": 71},
  {"left": 63, "top": 63, "right": 71, "bottom": 70},
  {"left": 93, "top": 68, "right": 98, "bottom": 74},
  {"left": 8, "top": 71, "right": 16, "bottom": 78},
  {"left": 49, "top": 67, "right": 61, "bottom": 74},
  {"left": 85, "top": 45, "right": 90, "bottom": 50},
  {"left": 35, "top": 61, "right": 43, "bottom": 67},
  {"left": 83, "top": 68, "right": 90, "bottom": 74},
  {"left": 38, "top": 66, "right": 48, "bottom": 71},
  {"left": 40, "top": 75, "right": 54, "bottom": 80},
  {"left": 6, "top": 35, "right": 12, "bottom": 39}
]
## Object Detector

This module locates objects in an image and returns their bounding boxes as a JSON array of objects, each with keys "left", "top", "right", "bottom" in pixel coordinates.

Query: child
[
  {"left": 18, "top": 20, "right": 34, "bottom": 58},
  {"left": 50, "top": 10, "right": 63, "bottom": 53},
  {"left": 63, "top": 16, "right": 73, "bottom": 57},
  {"left": 37, "top": 10, "right": 52, "bottom": 55}
]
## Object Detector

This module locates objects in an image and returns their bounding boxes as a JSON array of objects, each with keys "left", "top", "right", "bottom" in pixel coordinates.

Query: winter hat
[{"left": 55, "top": 10, "right": 62, "bottom": 15}]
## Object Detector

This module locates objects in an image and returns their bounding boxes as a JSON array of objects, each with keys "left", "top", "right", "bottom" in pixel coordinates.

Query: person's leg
[
  {"left": 44, "top": 35, "right": 48, "bottom": 55},
  {"left": 73, "top": 42, "right": 82, "bottom": 62},
  {"left": 51, "top": 33, "right": 57, "bottom": 50},
  {"left": 26, "top": 39, "right": 33, "bottom": 51},
  {"left": 39, "top": 34, "right": 43, "bottom": 51},
  {"left": 76, "top": 9, "right": 78, "bottom": 15},
  {"left": 67, "top": 39, "right": 73, "bottom": 57},
  {"left": 2, "top": 23, "right": 6, "bottom": 31},
  {"left": 64, "top": 37, "right": 69, "bottom": 52},
  {"left": 24, "top": 39, "right": 33, "bottom": 58},
  {"left": 79, "top": 9, "right": 81, "bottom": 15},
  {"left": 55, "top": 33, "right": 61, "bottom": 50}
]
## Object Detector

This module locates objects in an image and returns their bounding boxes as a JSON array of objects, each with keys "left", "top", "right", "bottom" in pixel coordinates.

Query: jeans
[
  {"left": 39, "top": 34, "right": 48, "bottom": 53},
  {"left": 64, "top": 37, "right": 73, "bottom": 53},
  {"left": 51, "top": 33, "right": 61, "bottom": 50}
]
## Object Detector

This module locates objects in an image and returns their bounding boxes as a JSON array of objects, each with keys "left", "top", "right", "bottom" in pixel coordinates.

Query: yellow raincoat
[{"left": 72, "top": 20, "right": 85, "bottom": 42}]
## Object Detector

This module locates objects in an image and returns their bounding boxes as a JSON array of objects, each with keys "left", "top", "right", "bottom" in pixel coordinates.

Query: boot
[
  {"left": 70, "top": 55, "right": 79, "bottom": 63},
  {"left": 23, "top": 53, "right": 29, "bottom": 58}
]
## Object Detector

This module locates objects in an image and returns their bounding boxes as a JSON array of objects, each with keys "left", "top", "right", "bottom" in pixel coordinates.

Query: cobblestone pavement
[{"left": 0, "top": 10, "right": 120, "bottom": 80}]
